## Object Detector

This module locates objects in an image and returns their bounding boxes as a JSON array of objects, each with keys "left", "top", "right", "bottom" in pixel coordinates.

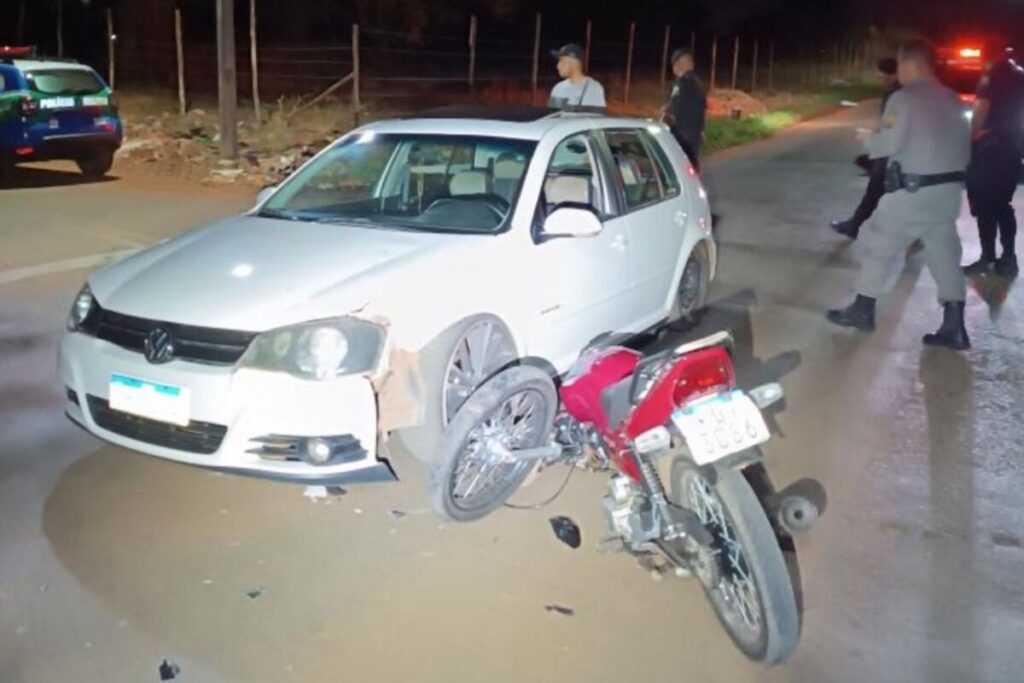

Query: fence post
[
  {"left": 216, "top": 0, "right": 238, "bottom": 162},
  {"left": 660, "top": 25, "right": 671, "bottom": 91},
  {"left": 584, "top": 19, "right": 592, "bottom": 73},
  {"left": 250, "top": 0, "right": 261, "bottom": 122},
  {"left": 751, "top": 39, "right": 758, "bottom": 93},
  {"left": 531, "top": 13, "right": 541, "bottom": 105},
  {"left": 625, "top": 22, "right": 636, "bottom": 105},
  {"left": 710, "top": 36, "right": 718, "bottom": 91},
  {"left": 468, "top": 15, "right": 477, "bottom": 89},
  {"left": 768, "top": 42, "right": 774, "bottom": 93},
  {"left": 57, "top": 0, "right": 64, "bottom": 57},
  {"left": 731, "top": 36, "right": 740, "bottom": 90},
  {"left": 17, "top": 0, "right": 26, "bottom": 42},
  {"left": 106, "top": 8, "right": 116, "bottom": 89},
  {"left": 352, "top": 24, "right": 361, "bottom": 125},
  {"left": 175, "top": 7, "right": 186, "bottom": 115}
]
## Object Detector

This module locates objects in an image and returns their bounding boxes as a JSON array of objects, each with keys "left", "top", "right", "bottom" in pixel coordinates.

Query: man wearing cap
[
  {"left": 549, "top": 44, "right": 606, "bottom": 109},
  {"left": 662, "top": 48, "right": 707, "bottom": 171},
  {"left": 830, "top": 57, "right": 901, "bottom": 238}
]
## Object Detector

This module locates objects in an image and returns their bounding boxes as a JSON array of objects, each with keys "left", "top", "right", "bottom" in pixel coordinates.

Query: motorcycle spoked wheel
[
  {"left": 670, "top": 455, "right": 800, "bottom": 665},
  {"left": 428, "top": 365, "right": 558, "bottom": 523}
]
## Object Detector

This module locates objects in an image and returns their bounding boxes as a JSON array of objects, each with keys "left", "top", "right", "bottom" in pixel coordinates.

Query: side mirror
[
  {"left": 254, "top": 185, "right": 277, "bottom": 207},
  {"left": 540, "top": 206, "right": 603, "bottom": 240}
]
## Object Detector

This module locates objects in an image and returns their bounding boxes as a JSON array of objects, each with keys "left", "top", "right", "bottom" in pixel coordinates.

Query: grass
[{"left": 705, "top": 110, "right": 800, "bottom": 153}]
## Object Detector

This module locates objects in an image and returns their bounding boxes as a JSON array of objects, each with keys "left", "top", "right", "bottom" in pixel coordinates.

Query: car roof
[
  {"left": 11, "top": 59, "right": 95, "bottom": 73},
  {"left": 366, "top": 107, "right": 657, "bottom": 142}
]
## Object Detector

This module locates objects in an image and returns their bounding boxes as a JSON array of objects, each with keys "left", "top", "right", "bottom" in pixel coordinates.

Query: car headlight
[
  {"left": 68, "top": 284, "right": 96, "bottom": 331},
  {"left": 239, "top": 317, "right": 385, "bottom": 380}
]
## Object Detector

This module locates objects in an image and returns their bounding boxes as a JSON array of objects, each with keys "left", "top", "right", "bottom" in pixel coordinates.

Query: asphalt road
[{"left": 2, "top": 104, "right": 1022, "bottom": 683}]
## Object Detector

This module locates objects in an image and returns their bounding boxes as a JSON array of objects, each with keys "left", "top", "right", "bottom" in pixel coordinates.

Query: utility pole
[{"left": 216, "top": 0, "right": 238, "bottom": 162}]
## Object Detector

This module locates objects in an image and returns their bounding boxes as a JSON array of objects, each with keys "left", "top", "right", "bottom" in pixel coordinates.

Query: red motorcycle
[{"left": 427, "top": 331, "right": 817, "bottom": 665}]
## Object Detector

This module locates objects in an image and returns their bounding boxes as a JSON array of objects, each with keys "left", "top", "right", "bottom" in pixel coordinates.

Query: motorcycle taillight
[
  {"left": 672, "top": 347, "right": 736, "bottom": 406},
  {"left": 17, "top": 96, "right": 39, "bottom": 118}
]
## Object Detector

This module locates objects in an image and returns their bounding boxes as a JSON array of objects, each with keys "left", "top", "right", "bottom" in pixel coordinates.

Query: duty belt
[{"left": 884, "top": 162, "right": 965, "bottom": 194}]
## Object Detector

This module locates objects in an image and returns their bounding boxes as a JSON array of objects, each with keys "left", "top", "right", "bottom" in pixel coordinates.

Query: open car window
[{"left": 263, "top": 133, "right": 535, "bottom": 234}]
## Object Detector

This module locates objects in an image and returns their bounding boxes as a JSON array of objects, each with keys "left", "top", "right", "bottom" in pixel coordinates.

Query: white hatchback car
[{"left": 59, "top": 106, "right": 715, "bottom": 485}]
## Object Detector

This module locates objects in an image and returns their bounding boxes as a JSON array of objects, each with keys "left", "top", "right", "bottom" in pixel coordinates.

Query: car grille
[
  {"left": 87, "top": 395, "right": 228, "bottom": 455},
  {"left": 82, "top": 304, "right": 257, "bottom": 365}
]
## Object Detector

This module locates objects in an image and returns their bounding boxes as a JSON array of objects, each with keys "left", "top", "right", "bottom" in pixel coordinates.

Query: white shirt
[{"left": 549, "top": 77, "right": 606, "bottom": 108}]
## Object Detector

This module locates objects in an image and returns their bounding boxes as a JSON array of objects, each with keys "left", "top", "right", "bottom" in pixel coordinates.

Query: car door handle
[{"left": 611, "top": 234, "right": 627, "bottom": 251}]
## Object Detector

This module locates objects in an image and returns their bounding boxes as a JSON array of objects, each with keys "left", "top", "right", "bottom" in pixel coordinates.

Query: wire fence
[{"left": 100, "top": 7, "right": 878, "bottom": 113}]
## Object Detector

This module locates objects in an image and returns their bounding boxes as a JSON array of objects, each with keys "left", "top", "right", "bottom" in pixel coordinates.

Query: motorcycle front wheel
[
  {"left": 428, "top": 365, "right": 558, "bottom": 523},
  {"left": 670, "top": 455, "right": 799, "bottom": 665}
]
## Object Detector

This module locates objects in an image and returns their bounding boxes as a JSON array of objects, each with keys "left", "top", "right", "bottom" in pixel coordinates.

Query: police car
[{"left": 0, "top": 46, "right": 122, "bottom": 180}]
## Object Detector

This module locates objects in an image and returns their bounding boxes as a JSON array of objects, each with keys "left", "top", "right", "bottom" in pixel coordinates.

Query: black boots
[
  {"left": 923, "top": 302, "right": 970, "bottom": 351},
  {"left": 995, "top": 254, "right": 1019, "bottom": 279},
  {"left": 826, "top": 295, "right": 876, "bottom": 331},
  {"left": 829, "top": 218, "right": 860, "bottom": 239}
]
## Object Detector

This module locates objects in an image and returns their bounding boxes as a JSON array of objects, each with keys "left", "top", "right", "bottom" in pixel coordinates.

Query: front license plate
[
  {"left": 109, "top": 374, "right": 191, "bottom": 427},
  {"left": 672, "top": 390, "right": 770, "bottom": 465}
]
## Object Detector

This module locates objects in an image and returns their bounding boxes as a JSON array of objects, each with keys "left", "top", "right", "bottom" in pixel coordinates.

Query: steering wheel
[{"left": 427, "top": 193, "right": 510, "bottom": 219}]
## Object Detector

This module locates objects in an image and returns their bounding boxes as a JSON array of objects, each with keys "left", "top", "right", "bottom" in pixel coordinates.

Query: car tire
[
  {"left": 0, "top": 155, "right": 13, "bottom": 186},
  {"left": 77, "top": 148, "right": 115, "bottom": 178},
  {"left": 392, "top": 315, "right": 518, "bottom": 464},
  {"left": 668, "top": 240, "right": 710, "bottom": 326}
]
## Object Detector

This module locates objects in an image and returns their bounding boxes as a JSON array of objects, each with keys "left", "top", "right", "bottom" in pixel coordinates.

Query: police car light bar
[
  {"left": 959, "top": 48, "right": 982, "bottom": 59},
  {"left": 0, "top": 46, "right": 37, "bottom": 57}
]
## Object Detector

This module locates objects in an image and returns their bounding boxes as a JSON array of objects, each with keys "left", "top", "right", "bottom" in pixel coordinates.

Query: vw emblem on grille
[{"left": 144, "top": 328, "right": 175, "bottom": 364}]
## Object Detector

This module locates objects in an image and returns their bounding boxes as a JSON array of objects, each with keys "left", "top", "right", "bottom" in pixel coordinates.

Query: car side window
[
  {"left": 541, "top": 134, "right": 606, "bottom": 216},
  {"left": 604, "top": 129, "right": 666, "bottom": 210},
  {"left": 642, "top": 130, "right": 681, "bottom": 198}
]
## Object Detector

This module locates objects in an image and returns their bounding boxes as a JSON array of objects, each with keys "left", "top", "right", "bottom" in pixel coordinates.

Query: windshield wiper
[{"left": 257, "top": 208, "right": 307, "bottom": 222}]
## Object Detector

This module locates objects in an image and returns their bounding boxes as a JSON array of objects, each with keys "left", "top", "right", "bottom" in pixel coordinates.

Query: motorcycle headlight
[
  {"left": 240, "top": 317, "right": 385, "bottom": 380},
  {"left": 68, "top": 284, "right": 96, "bottom": 331}
]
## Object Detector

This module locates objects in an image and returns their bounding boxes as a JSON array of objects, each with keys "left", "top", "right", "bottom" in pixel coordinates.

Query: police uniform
[
  {"left": 828, "top": 75, "right": 972, "bottom": 349},
  {"left": 832, "top": 75, "right": 901, "bottom": 238},
  {"left": 964, "top": 57, "right": 1024, "bottom": 277},
  {"left": 666, "top": 71, "right": 707, "bottom": 170}
]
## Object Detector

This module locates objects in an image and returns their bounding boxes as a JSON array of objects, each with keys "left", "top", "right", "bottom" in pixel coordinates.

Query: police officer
[
  {"left": 661, "top": 48, "right": 707, "bottom": 171},
  {"left": 827, "top": 39, "right": 972, "bottom": 351},
  {"left": 962, "top": 47, "right": 1024, "bottom": 279},
  {"left": 830, "top": 57, "right": 901, "bottom": 239},
  {"left": 549, "top": 44, "right": 606, "bottom": 109}
]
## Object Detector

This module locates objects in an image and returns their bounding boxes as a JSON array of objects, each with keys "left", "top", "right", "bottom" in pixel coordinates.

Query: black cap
[
  {"left": 551, "top": 43, "right": 585, "bottom": 61},
  {"left": 877, "top": 57, "right": 897, "bottom": 75}
]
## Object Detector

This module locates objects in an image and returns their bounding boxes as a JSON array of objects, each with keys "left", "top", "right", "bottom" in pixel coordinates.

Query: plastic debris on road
[
  {"left": 549, "top": 516, "right": 582, "bottom": 549},
  {"left": 159, "top": 659, "right": 181, "bottom": 681},
  {"left": 544, "top": 604, "right": 576, "bottom": 617}
]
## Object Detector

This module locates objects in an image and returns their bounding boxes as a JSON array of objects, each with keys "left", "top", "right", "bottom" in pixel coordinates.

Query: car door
[
  {"left": 522, "top": 132, "right": 634, "bottom": 372},
  {"left": 600, "top": 128, "right": 687, "bottom": 326}
]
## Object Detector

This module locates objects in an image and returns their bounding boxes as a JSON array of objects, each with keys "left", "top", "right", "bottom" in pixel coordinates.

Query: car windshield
[
  {"left": 261, "top": 133, "right": 535, "bottom": 234},
  {"left": 26, "top": 69, "right": 105, "bottom": 95}
]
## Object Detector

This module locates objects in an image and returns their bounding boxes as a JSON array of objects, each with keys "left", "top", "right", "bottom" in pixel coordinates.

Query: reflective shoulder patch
[{"left": 881, "top": 115, "right": 898, "bottom": 128}]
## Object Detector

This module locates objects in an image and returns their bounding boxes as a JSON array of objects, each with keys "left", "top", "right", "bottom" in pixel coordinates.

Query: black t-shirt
[
  {"left": 977, "top": 58, "right": 1024, "bottom": 143},
  {"left": 668, "top": 72, "right": 707, "bottom": 141}
]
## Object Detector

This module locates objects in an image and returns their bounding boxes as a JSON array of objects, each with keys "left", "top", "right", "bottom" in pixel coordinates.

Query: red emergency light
[
  {"left": 0, "top": 46, "right": 36, "bottom": 58},
  {"left": 959, "top": 48, "right": 982, "bottom": 59}
]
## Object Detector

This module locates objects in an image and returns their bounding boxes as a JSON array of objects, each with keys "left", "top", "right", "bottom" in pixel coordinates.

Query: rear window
[{"left": 25, "top": 69, "right": 104, "bottom": 95}]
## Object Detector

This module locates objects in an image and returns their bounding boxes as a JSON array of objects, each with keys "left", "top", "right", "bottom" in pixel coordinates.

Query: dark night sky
[{"left": 3, "top": 0, "right": 1023, "bottom": 71}]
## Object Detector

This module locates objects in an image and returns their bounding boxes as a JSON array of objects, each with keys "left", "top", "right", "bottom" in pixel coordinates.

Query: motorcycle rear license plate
[{"left": 672, "top": 390, "right": 770, "bottom": 465}]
